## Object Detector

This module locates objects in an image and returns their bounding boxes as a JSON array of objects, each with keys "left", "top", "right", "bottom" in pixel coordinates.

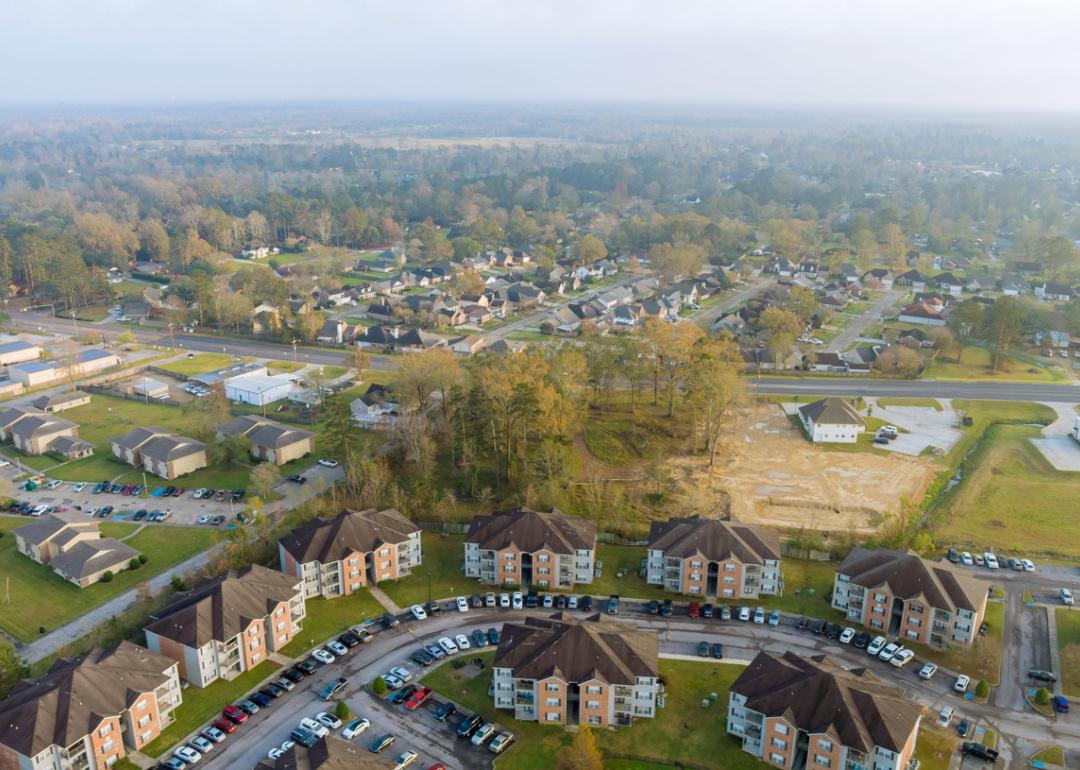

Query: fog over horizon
[{"left": 2, "top": 0, "right": 1080, "bottom": 114}]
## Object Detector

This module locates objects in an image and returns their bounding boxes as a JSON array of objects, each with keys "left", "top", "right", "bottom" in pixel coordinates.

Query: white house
[
  {"left": 224, "top": 374, "right": 298, "bottom": 406},
  {"left": 796, "top": 398, "right": 865, "bottom": 443}
]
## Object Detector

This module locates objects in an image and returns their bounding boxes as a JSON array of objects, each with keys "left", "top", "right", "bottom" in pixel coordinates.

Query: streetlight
[{"left": 292, "top": 339, "right": 299, "bottom": 362}]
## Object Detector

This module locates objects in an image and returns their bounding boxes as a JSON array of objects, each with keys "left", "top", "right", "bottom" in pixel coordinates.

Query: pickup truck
[
  {"left": 961, "top": 743, "right": 999, "bottom": 762},
  {"left": 320, "top": 677, "right": 349, "bottom": 701}
]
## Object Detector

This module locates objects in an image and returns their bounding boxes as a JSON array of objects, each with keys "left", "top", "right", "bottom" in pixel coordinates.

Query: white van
[{"left": 939, "top": 705, "right": 954, "bottom": 726}]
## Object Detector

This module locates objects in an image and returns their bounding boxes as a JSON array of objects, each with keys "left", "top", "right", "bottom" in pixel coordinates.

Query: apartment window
[
  {"left": 724, "top": 563, "right": 736, "bottom": 572},
  {"left": 251, "top": 652, "right": 261, "bottom": 663},
  {"left": 136, "top": 699, "right": 148, "bottom": 711},
  {"left": 546, "top": 697, "right": 562, "bottom": 707},
  {"left": 908, "top": 617, "right": 921, "bottom": 627},
  {"left": 380, "top": 547, "right": 390, "bottom": 556},
  {"left": 691, "top": 560, "right": 703, "bottom": 569},
  {"left": 101, "top": 739, "right": 115, "bottom": 754},
  {"left": 873, "top": 592, "right": 887, "bottom": 602},
  {"left": 538, "top": 554, "right": 549, "bottom": 562},
  {"left": 586, "top": 700, "right": 600, "bottom": 710},
  {"left": 99, "top": 724, "right": 113, "bottom": 737},
  {"left": 546, "top": 713, "right": 560, "bottom": 721},
  {"left": 817, "top": 739, "right": 833, "bottom": 752},
  {"left": 772, "top": 738, "right": 787, "bottom": 750},
  {"left": 138, "top": 714, "right": 152, "bottom": 728},
  {"left": 275, "top": 606, "right": 284, "bottom": 617},
  {"left": 546, "top": 683, "right": 560, "bottom": 692},
  {"left": 249, "top": 639, "right": 259, "bottom": 650},
  {"left": 504, "top": 553, "right": 516, "bottom": 561},
  {"left": 774, "top": 723, "right": 789, "bottom": 736},
  {"left": 587, "top": 715, "right": 601, "bottom": 725},
  {"left": 586, "top": 685, "right": 602, "bottom": 695},
  {"left": 538, "top": 567, "right": 550, "bottom": 575},
  {"left": 140, "top": 730, "right": 153, "bottom": 743},
  {"left": 276, "top": 620, "right": 286, "bottom": 631},
  {"left": 909, "top": 603, "right": 923, "bottom": 614},
  {"left": 248, "top": 626, "right": 258, "bottom": 637},
  {"left": 689, "top": 586, "right": 700, "bottom": 594},
  {"left": 815, "top": 756, "right": 831, "bottom": 767},
  {"left": 770, "top": 754, "right": 786, "bottom": 765}
]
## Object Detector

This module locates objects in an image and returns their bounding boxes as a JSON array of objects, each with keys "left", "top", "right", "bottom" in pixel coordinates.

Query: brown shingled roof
[
  {"left": 466, "top": 508, "right": 596, "bottom": 555},
  {"left": 0, "top": 641, "right": 175, "bottom": 757},
  {"left": 836, "top": 547, "right": 984, "bottom": 613},
  {"left": 648, "top": 517, "right": 780, "bottom": 563},
  {"left": 494, "top": 612, "right": 657, "bottom": 685},
  {"left": 731, "top": 650, "right": 921, "bottom": 754},
  {"left": 279, "top": 508, "right": 418, "bottom": 565},
  {"left": 146, "top": 564, "right": 300, "bottom": 647}
]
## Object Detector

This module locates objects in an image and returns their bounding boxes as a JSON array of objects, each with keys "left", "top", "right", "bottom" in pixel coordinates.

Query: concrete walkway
[
  {"left": 367, "top": 585, "right": 403, "bottom": 615},
  {"left": 1030, "top": 402, "right": 1080, "bottom": 472},
  {"left": 17, "top": 543, "right": 223, "bottom": 663}
]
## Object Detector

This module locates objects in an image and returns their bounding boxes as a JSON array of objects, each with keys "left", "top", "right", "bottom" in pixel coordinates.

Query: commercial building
[
  {"left": 144, "top": 565, "right": 305, "bottom": 687},
  {"left": 279, "top": 508, "right": 422, "bottom": 599},
  {"left": 493, "top": 612, "right": 659, "bottom": 727},
  {"left": 0, "top": 641, "right": 182, "bottom": 770},
  {"left": 0, "top": 340, "right": 42, "bottom": 366},
  {"left": 190, "top": 362, "right": 267, "bottom": 387},
  {"left": 7, "top": 349, "right": 120, "bottom": 388},
  {"left": 464, "top": 507, "right": 596, "bottom": 589},
  {"left": 645, "top": 517, "right": 783, "bottom": 600},
  {"left": 217, "top": 415, "right": 315, "bottom": 465},
  {"left": 224, "top": 373, "right": 299, "bottom": 406},
  {"left": 111, "top": 427, "right": 207, "bottom": 479},
  {"left": 727, "top": 651, "right": 921, "bottom": 770},
  {"left": 796, "top": 398, "right": 865, "bottom": 444},
  {"left": 14, "top": 511, "right": 140, "bottom": 587},
  {"left": 831, "top": 548, "right": 987, "bottom": 646}
]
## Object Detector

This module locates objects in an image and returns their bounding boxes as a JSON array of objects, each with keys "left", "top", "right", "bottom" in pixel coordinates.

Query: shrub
[
  {"left": 335, "top": 700, "right": 350, "bottom": 720},
  {"left": 1035, "top": 687, "right": 1051, "bottom": 706},
  {"left": 974, "top": 679, "right": 990, "bottom": 698},
  {"left": 128, "top": 558, "right": 141, "bottom": 571},
  {"left": 100, "top": 571, "right": 114, "bottom": 583},
  {"left": 169, "top": 575, "right": 188, "bottom": 592},
  {"left": 371, "top": 677, "right": 387, "bottom": 696},
  {"left": 138, "top": 554, "right": 148, "bottom": 564}
]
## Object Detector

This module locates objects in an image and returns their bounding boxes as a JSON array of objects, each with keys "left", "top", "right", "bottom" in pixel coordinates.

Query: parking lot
[{"left": 868, "top": 399, "right": 963, "bottom": 456}]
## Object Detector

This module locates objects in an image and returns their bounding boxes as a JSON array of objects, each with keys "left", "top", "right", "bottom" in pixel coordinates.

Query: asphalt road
[{"left": 750, "top": 376, "right": 1080, "bottom": 403}]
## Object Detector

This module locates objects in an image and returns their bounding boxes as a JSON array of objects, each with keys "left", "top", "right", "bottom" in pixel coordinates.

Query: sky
[{"left": 2, "top": 0, "right": 1080, "bottom": 112}]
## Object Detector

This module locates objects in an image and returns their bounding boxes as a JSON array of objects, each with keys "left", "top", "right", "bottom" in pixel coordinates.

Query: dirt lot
[{"left": 667, "top": 404, "right": 936, "bottom": 533}]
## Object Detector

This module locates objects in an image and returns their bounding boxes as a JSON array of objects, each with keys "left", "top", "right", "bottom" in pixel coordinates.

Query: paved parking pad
[{"left": 868, "top": 400, "right": 963, "bottom": 456}]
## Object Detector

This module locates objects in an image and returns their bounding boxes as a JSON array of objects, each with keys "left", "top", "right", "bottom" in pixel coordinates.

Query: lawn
[
  {"left": 277, "top": 590, "right": 386, "bottom": 658},
  {"left": 923, "top": 346, "right": 1067, "bottom": 383},
  {"left": 1055, "top": 608, "right": 1080, "bottom": 696},
  {"left": 504, "top": 330, "right": 550, "bottom": 343},
  {"left": 267, "top": 359, "right": 305, "bottom": 373},
  {"left": 876, "top": 397, "right": 943, "bottom": 411},
  {"left": 1031, "top": 746, "right": 1066, "bottom": 766},
  {"left": 756, "top": 559, "right": 837, "bottom": 617},
  {"left": 379, "top": 533, "right": 467, "bottom": 608},
  {"left": 904, "top": 600, "right": 1006, "bottom": 685},
  {"left": 139, "top": 660, "right": 280, "bottom": 757},
  {"left": 915, "top": 726, "right": 959, "bottom": 770},
  {"left": 579, "top": 402, "right": 688, "bottom": 467},
  {"left": 589, "top": 544, "right": 669, "bottom": 601},
  {"left": 0, "top": 514, "right": 218, "bottom": 642},
  {"left": 158, "top": 353, "right": 245, "bottom": 377}
]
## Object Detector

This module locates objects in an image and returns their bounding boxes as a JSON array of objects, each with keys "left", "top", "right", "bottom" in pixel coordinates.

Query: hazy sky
[{"left": 3, "top": 0, "right": 1080, "bottom": 112}]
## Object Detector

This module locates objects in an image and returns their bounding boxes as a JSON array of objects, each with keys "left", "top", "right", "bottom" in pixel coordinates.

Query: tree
[
  {"left": 445, "top": 268, "right": 486, "bottom": 298},
  {"left": 639, "top": 318, "right": 704, "bottom": 416},
  {"left": 335, "top": 700, "right": 350, "bottom": 719},
  {"left": 784, "top": 285, "right": 819, "bottom": 324},
  {"left": 557, "top": 726, "right": 604, "bottom": 770},
  {"left": 648, "top": 242, "right": 706, "bottom": 281},
  {"left": 687, "top": 340, "right": 745, "bottom": 468},
  {"left": 184, "top": 390, "right": 231, "bottom": 441},
  {"left": 758, "top": 307, "right": 803, "bottom": 364},
  {"left": 296, "top": 309, "right": 325, "bottom": 343},
  {"left": 0, "top": 641, "right": 29, "bottom": 699},
  {"left": 396, "top": 348, "right": 462, "bottom": 415},
  {"left": 251, "top": 463, "right": 281, "bottom": 499},
  {"left": 323, "top": 394, "right": 364, "bottom": 459},
  {"left": 371, "top": 676, "right": 387, "bottom": 695},
  {"left": 974, "top": 679, "right": 990, "bottom": 698},
  {"left": 983, "top": 296, "right": 1025, "bottom": 370},
  {"left": 116, "top": 331, "right": 137, "bottom": 345},
  {"left": 574, "top": 235, "right": 607, "bottom": 263},
  {"left": 1039, "top": 236, "right": 1077, "bottom": 279},
  {"left": 349, "top": 346, "right": 371, "bottom": 379},
  {"left": 1035, "top": 687, "right": 1051, "bottom": 706},
  {"left": 137, "top": 219, "right": 170, "bottom": 262},
  {"left": 128, "top": 557, "right": 141, "bottom": 570},
  {"left": 872, "top": 346, "right": 922, "bottom": 377}
]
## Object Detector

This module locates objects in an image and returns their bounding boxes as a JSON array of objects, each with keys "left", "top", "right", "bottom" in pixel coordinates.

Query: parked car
[
  {"left": 200, "top": 726, "right": 226, "bottom": 744},
  {"left": 369, "top": 734, "right": 396, "bottom": 753},
  {"left": 890, "top": 649, "right": 915, "bottom": 668},
  {"left": 688, "top": 602, "right": 700, "bottom": 619},
  {"left": 697, "top": 641, "right": 710, "bottom": 657},
  {"left": 489, "top": 732, "right": 515, "bottom": 754},
  {"left": 961, "top": 551, "right": 973, "bottom": 566},
  {"left": 222, "top": 705, "right": 248, "bottom": 724},
  {"left": 660, "top": 599, "right": 672, "bottom": 617},
  {"left": 394, "top": 750, "right": 419, "bottom": 769},
  {"left": 283, "top": 667, "right": 306, "bottom": 684},
  {"left": 236, "top": 699, "right": 260, "bottom": 715},
  {"left": 290, "top": 727, "right": 319, "bottom": 748},
  {"left": 326, "top": 640, "right": 348, "bottom": 657},
  {"left": 311, "top": 648, "right": 335, "bottom": 665},
  {"left": 954, "top": 674, "right": 971, "bottom": 692},
  {"left": 739, "top": 606, "right": 752, "bottom": 622},
  {"left": 607, "top": 595, "right": 620, "bottom": 615},
  {"left": 1022, "top": 559, "right": 1036, "bottom": 572},
  {"left": 471, "top": 723, "right": 497, "bottom": 746},
  {"left": 211, "top": 719, "right": 237, "bottom": 734},
  {"left": 961, "top": 742, "right": 999, "bottom": 762},
  {"left": 189, "top": 735, "right": 214, "bottom": 754},
  {"left": 918, "top": 663, "right": 938, "bottom": 679},
  {"left": 406, "top": 686, "right": 432, "bottom": 710},
  {"left": 1052, "top": 695, "right": 1070, "bottom": 713},
  {"left": 456, "top": 713, "right": 484, "bottom": 738},
  {"left": 299, "top": 717, "right": 329, "bottom": 738},
  {"left": 487, "top": 628, "right": 500, "bottom": 645},
  {"left": 343, "top": 717, "right": 371, "bottom": 738},
  {"left": 956, "top": 718, "right": 971, "bottom": 737},
  {"left": 702, "top": 603, "right": 714, "bottom": 618},
  {"left": 456, "top": 596, "right": 469, "bottom": 612},
  {"left": 867, "top": 636, "right": 887, "bottom": 656},
  {"left": 471, "top": 630, "right": 488, "bottom": 648},
  {"left": 719, "top": 605, "right": 731, "bottom": 621},
  {"left": 947, "top": 547, "right": 959, "bottom": 562},
  {"left": 389, "top": 666, "right": 412, "bottom": 683},
  {"left": 380, "top": 614, "right": 400, "bottom": 629},
  {"left": 823, "top": 622, "right": 841, "bottom": 639},
  {"left": 317, "top": 459, "right": 339, "bottom": 467},
  {"left": 647, "top": 599, "right": 660, "bottom": 615},
  {"left": 249, "top": 692, "right": 272, "bottom": 708},
  {"left": 410, "top": 604, "right": 428, "bottom": 621},
  {"left": 315, "top": 712, "right": 342, "bottom": 730},
  {"left": 711, "top": 642, "right": 724, "bottom": 659},
  {"left": 321, "top": 677, "right": 349, "bottom": 701},
  {"left": 173, "top": 746, "right": 202, "bottom": 765},
  {"left": 437, "top": 637, "right": 459, "bottom": 655},
  {"left": 1029, "top": 669, "right": 1057, "bottom": 683},
  {"left": 839, "top": 627, "right": 856, "bottom": 644},
  {"left": 455, "top": 633, "right": 471, "bottom": 650},
  {"left": 878, "top": 642, "right": 900, "bottom": 661},
  {"left": 434, "top": 702, "right": 457, "bottom": 722},
  {"left": 809, "top": 619, "right": 825, "bottom": 634},
  {"left": 1062, "top": 588, "right": 1074, "bottom": 606}
]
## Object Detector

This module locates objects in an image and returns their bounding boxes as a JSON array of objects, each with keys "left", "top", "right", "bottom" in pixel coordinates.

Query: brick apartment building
[{"left": 464, "top": 508, "right": 596, "bottom": 589}]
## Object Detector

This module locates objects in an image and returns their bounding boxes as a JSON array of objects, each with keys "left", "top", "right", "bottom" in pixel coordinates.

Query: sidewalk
[{"left": 367, "top": 585, "right": 404, "bottom": 615}]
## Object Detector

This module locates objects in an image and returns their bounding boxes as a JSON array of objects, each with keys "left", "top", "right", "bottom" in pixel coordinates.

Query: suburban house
[
  {"left": 464, "top": 508, "right": 597, "bottom": 589},
  {"left": 831, "top": 548, "right": 987, "bottom": 646},
  {"left": 254, "top": 736, "right": 385, "bottom": 769},
  {"left": 350, "top": 383, "right": 398, "bottom": 425},
  {"left": 144, "top": 565, "right": 306, "bottom": 687},
  {"left": 0, "top": 642, "right": 183, "bottom": 770},
  {"left": 898, "top": 301, "right": 947, "bottom": 326},
  {"left": 278, "top": 508, "right": 422, "bottom": 598},
  {"left": 493, "top": 613, "right": 659, "bottom": 727},
  {"left": 31, "top": 390, "right": 91, "bottom": 413},
  {"left": 727, "top": 651, "right": 921, "bottom": 770},
  {"left": 224, "top": 373, "right": 299, "bottom": 406},
  {"left": 1035, "top": 282, "right": 1074, "bottom": 302},
  {"left": 0, "top": 406, "right": 87, "bottom": 456},
  {"left": 895, "top": 270, "right": 927, "bottom": 291},
  {"left": 862, "top": 268, "right": 894, "bottom": 289},
  {"left": 796, "top": 398, "right": 865, "bottom": 443},
  {"left": 0, "top": 339, "right": 41, "bottom": 366},
  {"left": 14, "top": 511, "right": 141, "bottom": 587},
  {"left": 217, "top": 415, "right": 315, "bottom": 465},
  {"left": 645, "top": 517, "right": 783, "bottom": 600},
  {"left": 111, "top": 427, "right": 207, "bottom": 479}
]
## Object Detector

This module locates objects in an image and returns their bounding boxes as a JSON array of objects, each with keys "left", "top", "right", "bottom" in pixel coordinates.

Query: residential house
[
  {"left": 144, "top": 565, "right": 306, "bottom": 687},
  {"left": 316, "top": 319, "right": 347, "bottom": 345},
  {"left": 450, "top": 334, "right": 486, "bottom": 356},
  {"left": 464, "top": 508, "right": 597, "bottom": 589},
  {"left": 1035, "top": 282, "right": 1074, "bottom": 302},
  {"left": 646, "top": 517, "right": 782, "bottom": 600},
  {"left": 217, "top": 415, "right": 315, "bottom": 465},
  {"left": 898, "top": 301, "right": 947, "bottom": 326},
  {"left": 0, "top": 642, "right": 183, "bottom": 770},
  {"left": 486, "top": 339, "right": 527, "bottom": 356},
  {"left": 895, "top": 270, "right": 927, "bottom": 291},
  {"left": 31, "top": 390, "right": 90, "bottom": 413},
  {"left": 796, "top": 398, "right": 865, "bottom": 443},
  {"left": 831, "top": 548, "right": 988, "bottom": 646},
  {"left": 279, "top": 508, "right": 422, "bottom": 598},
  {"left": 4, "top": 409, "right": 82, "bottom": 456},
  {"left": 1000, "top": 278, "right": 1028, "bottom": 297},
  {"left": 805, "top": 351, "right": 848, "bottom": 374},
  {"left": 112, "top": 427, "right": 207, "bottom": 479},
  {"left": 350, "top": 383, "right": 398, "bottom": 425},
  {"left": 14, "top": 511, "right": 141, "bottom": 587},
  {"left": 493, "top": 613, "right": 658, "bottom": 727},
  {"left": 727, "top": 650, "right": 921, "bottom": 770},
  {"left": 0, "top": 340, "right": 41, "bottom": 366},
  {"left": 861, "top": 268, "right": 894, "bottom": 289},
  {"left": 930, "top": 273, "right": 964, "bottom": 294}
]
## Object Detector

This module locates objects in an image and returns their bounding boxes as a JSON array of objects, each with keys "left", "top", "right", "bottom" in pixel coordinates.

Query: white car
[
  {"left": 1022, "top": 558, "right": 1036, "bottom": 572},
  {"left": 311, "top": 648, "right": 335, "bottom": 665},
  {"left": 299, "top": 717, "right": 329, "bottom": 738},
  {"left": 753, "top": 607, "right": 765, "bottom": 624},
  {"left": 839, "top": 627, "right": 855, "bottom": 644},
  {"left": 890, "top": 649, "right": 915, "bottom": 668},
  {"left": 512, "top": 591, "right": 523, "bottom": 609},
  {"left": 456, "top": 596, "right": 469, "bottom": 612},
  {"left": 499, "top": 593, "right": 511, "bottom": 608},
  {"left": 327, "top": 640, "right": 348, "bottom": 657},
  {"left": 317, "top": 459, "right": 339, "bottom": 467},
  {"left": 395, "top": 750, "right": 418, "bottom": 769},
  {"left": 1062, "top": 588, "right": 1074, "bottom": 606},
  {"left": 438, "top": 636, "right": 459, "bottom": 655},
  {"left": 315, "top": 712, "right": 342, "bottom": 730},
  {"left": 31, "top": 504, "right": 48, "bottom": 516},
  {"left": 197, "top": 514, "right": 210, "bottom": 524},
  {"left": 960, "top": 551, "right": 973, "bottom": 566},
  {"left": 280, "top": 740, "right": 295, "bottom": 752},
  {"left": 738, "top": 606, "right": 751, "bottom": 622},
  {"left": 471, "top": 722, "right": 497, "bottom": 746},
  {"left": 484, "top": 592, "right": 497, "bottom": 607},
  {"left": 878, "top": 642, "right": 899, "bottom": 661},
  {"left": 342, "top": 717, "right": 371, "bottom": 739},
  {"left": 72, "top": 482, "right": 87, "bottom": 492},
  {"left": 410, "top": 604, "right": 428, "bottom": 621},
  {"left": 173, "top": 746, "right": 202, "bottom": 764},
  {"left": 490, "top": 731, "right": 515, "bottom": 754},
  {"left": 200, "top": 727, "right": 226, "bottom": 744},
  {"left": 382, "top": 674, "right": 404, "bottom": 690},
  {"left": 455, "top": 633, "right": 471, "bottom": 650},
  {"left": 268, "top": 747, "right": 285, "bottom": 760},
  {"left": 866, "top": 636, "right": 886, "bottom": 656},
  {"left": 188, "top": 736, "right": 213, "bottom": 754},
  {"left": 954, "top": 674, "right": 971, "bottom": 692},
  {"left": 918, "top": 662, "right": 938, "bottom": 680},
  {"left": 192, "top": 488, "right": 206, "bottom": 498},
  {"left": 389, "top": 665, "right": 412, "bottom": 683},
  {"left": 984, "top": 552, "right": 999, "bottom": 569},
  {"left": 567, "top": 595, "right": 579, "bottom": 609}
]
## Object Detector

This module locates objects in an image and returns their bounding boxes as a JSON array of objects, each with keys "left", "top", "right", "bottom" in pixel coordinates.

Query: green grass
[
  {"left": 1031, "top": 746, "right": 1066, "bottom": 766},
  {"left": 923, "top": 346, "right": 1066, "bottom": 383},
  {"left": 756, "top": 559, "right": 837, "bottom": 617},
  {"left": 319, "top": 365, "right": 349, "bottom": 379},
  {"left": 579, "top": 402, "right": 687, "bottom": 467},
  {"left": 877, "top": 397, "right": 943, "bottom": 411},
  {"left": 379, "top": 533, "right": 467, "bottom": 608},
  {"left": 903, "top": 600, "right": 1005, "bottom": 685},
  {"left": 140, "top": 660, "right": 280, "bottom": 757},
  {"left": 589, "top": 544, "right": 669, "bottom": 601},
  {"left": 915, "top": 726, "right": 959, "bottom": 770},
  {"left": 267, "top": 359, "right": 305, "bottom": 373},
  {"left": 0, "top": 514, "right": 218, "bottom": 642},
  {"left": 277, "top": 590, "right": 386, "bottom": 658},
  {"left": 1056, "top": 608, "right": 1080, "bottom": 697},
  {"left": 158, "top": 353, "right": 245, "bottom": 377},
  {"left": 504, "top": 330, "right": 549, "bottom": 343}
]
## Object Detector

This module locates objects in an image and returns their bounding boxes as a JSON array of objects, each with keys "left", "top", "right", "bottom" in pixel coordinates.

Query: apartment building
[
  {"left": 144, "top": 565, "right": 305, "bottom": 687},
  {"left": 646, "top": 516, "right": 783, "bottom": 600},
  {"left": 464, "top": 507, "right": 596, "bottom": 589},
  {"left": 727, "top": 651, "right": 921, "bottom": 770},
  {"left": 217, "top": 415, "right": 315, "bottom": 465},
  {"left": 0, "top": 641, "right": 182, "bottom": 770},
  {"left": 493, "top": 613, "right": 659, "bottom": 728},
  {"left": 14, "top": 511, "right": 140, "bottom": 588},
  {"left": 831, "top": 548, "right": 987, "bottom": 646},
  {"left": 278, "top": 508, "right": 422, "bottom": 599},
  {"left": 111, "top": 426, "right": 207, "bottom": 479}
]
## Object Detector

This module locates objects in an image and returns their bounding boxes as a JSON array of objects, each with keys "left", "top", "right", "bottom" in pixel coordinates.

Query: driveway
[
  {"left": 1030, "top": 402, "right": 1080, "bottom": 472},
  {"left": 867, "top": 398, "right": 964, "bottom": 456}
]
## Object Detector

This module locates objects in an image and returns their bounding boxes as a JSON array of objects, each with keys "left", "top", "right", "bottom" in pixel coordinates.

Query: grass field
[
  {"left": 580, "top": 402, "right": 688, "bottom": 467},
  {"left": 915, "top": 726, "right": 959, "bottom": 770},
  {"left": 140, "top": 660, "right": 280, "bottom": 757},
  {"left": 158, "top": 353, "right": 244, "bottom": 376},
  {"left": 1031, "top": 746, "right": 1066, "bottom": 766},
  {"left": 923, "top": 346, "right": 1067, "bottom": 383},
  {"left": 877, "top": 397, "right": 943, "bottom": 410},
  {"left": 905, "top": 600, "right": 1005, "bottom": 685},
  {"left": 1056, "top": 608, "right": 1080, "bottom": 696},
  {"left": 277, "top": 590, "right": 386, "bottom": 658},
  {"left": 379, "top": 533, "right": 467, "bottom": 608},
  {"left": 0, "top": 514, "right": 218, "bottom": 641},
  {"left": 267, "top": 359, "right": 305, "bottom": 373}
]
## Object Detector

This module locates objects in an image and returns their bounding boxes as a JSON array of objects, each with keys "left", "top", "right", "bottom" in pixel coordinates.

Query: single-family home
[
  {"left": 898, "top": 301, "right": 947, "bottom": 326},
  {"left": 1034, "top": 282, "right": 1074, "bottom": 302},
  {"left": 32, "top": 390, "right": 91, "bottom": 413},
  {"left": 796, "top": 398, "right": 865, "bottom": 443},
  {"left": 895, "top": 270, "right": 927, "bottom": 291},
  {"left": 930, "top": 272, "right": 964, "bottom": 294},
  {"left": 861, "top": 268, "right": 894, "bottom": 289},
  {"left": 351, "top": 383, "right": 398, "bottom": 425}
]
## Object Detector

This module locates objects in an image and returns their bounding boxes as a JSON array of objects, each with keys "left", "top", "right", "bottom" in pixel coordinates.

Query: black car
[
  {"left": 580, "top": 596, "right": 593, "bottom": 612},
  {"left": 702, "top": 603, "right": 714, "bottom": 619},
  {"left": 390, "top": 684, "right": 417, "bottom": 704},
  {"left": 697, "top": 641, "right": 711, "bottom": 657},
  {"left": 296, "top": 660, "right": 317, "bottom": 675},
  {"left": 339, "top": 632, "right": 361, "bottom": 648},
  {"left": 647, "top": 599, "right": 660, "bottom": 615},
  {"left": 961, "top": 742, "right": 1000, "bottom": 762},
  {"left": 525, "top": 591, "right": 539, "bottom": 609},
  {"left": 133, "top": 509, "right": 147, "bottom": 521},
  {"left": 947, "top": 547, "right": 960, "bottom": 563},
  {"left": 283, "top": 667, "right": 306, "bottom": 683},
  {"left": 261, "top": 684, "right": 284, "bottom": 699},
  {"left": 290, "top": 727, "right": 319, "bottom": 748},
  {"left": 250, "top": 692, "right": 273, "bottom": 708},
  {"left": 711, "top": 642, "right": 724, "bottom": 659},
  {"left": 810, "top": 620, "right": 826, "bottom": 635},
  {"left": 659, "top": 599, "right": 672, "bottom": 617},
  {"left": 471, "top": 630, "right": 487, "bottom": 648},
  {"left": 426, "top": 600, "right": 443, "bottom": 616},
  {"left": 416, "top": 648, "right": 436, "bottom": 665},
  {"left": 470, "top": 594, "right": 484, "bottom": 608},
  {"left": 380, "top": 614, "right": 400, "bottom": 629},
  {"left": 456, "top": 713, "right": 484, "bottom": 738},
  {"left": 1029, "top": 669, "right": 1057, "bottom": 683},
  {"left": 824, "top": 623, "right": 842, "bottom": 640},
  {"left": 796, "top": 617, "right": 811, "bottom": 631},
  {"left": 411, "top": 652, "right": 431, "bottom": 668},
  {"left": 555, "top": 594, "right": 567, "bottom": 609},
  {"left": 287, "top": 474, "right": 307, "bottom": 484},
  {"left": 487, "top": 627, "right": 500, "bottom": 645},
  {"left": 852, "top": 632, "right": 872, "bottom": 649},
  {"left": 434, "top": 701, "right": 457, "bottom": 722}
]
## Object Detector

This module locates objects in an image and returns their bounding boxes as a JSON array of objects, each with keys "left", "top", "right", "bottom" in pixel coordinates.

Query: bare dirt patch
[{"left": 666, "top": 404, "right": 936, "bottom": 534}]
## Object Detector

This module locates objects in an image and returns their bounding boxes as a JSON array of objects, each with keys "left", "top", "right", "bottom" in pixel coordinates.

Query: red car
[
  {"left": 687, "top": 602, "right": 700, "bottom": 619},
  {"left": 222, "top": 705, "right": 248, "bottom": 723},
  {"left": 405, "top": 686, "right": 432, "bottom": 711},
  {"left": 427, "top": 765, "right": 446, "bottom": 770},
  {"left": 211, "top": 719, "right": 237, "bottom": 734}
]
